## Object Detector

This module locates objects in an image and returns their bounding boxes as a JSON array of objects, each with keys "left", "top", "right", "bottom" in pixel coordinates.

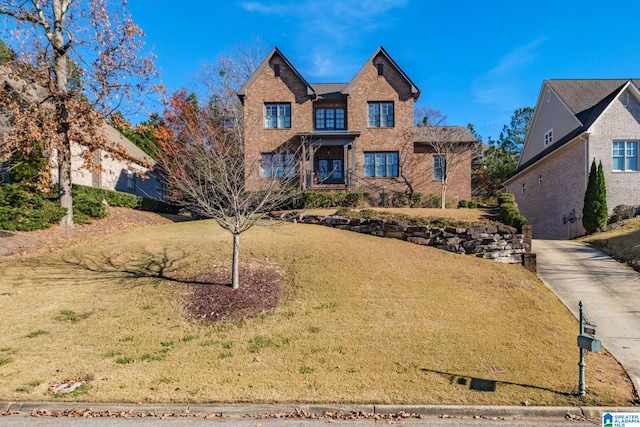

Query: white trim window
[
  {"left": 613, "top": 141, "right": 639, "bottom": 171},
  {"left": 544, "top": 129, "right": 553, "bottom": 146},
  {"left": 264, "top": 103, "right": 291, "bottom": 128},
  {"left": 364, "top": 151, "right": 398, "bottom": 177},
  {"left": 260, "top": 153, "right": 296, "bottom": 178},
  {"left": 367, "top": 101, "right": 394, "bottom": 127}
]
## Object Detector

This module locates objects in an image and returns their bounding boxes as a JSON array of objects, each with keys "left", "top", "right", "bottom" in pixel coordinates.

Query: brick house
[
  {"left": 504, "top": 79, "right": 640, "bottom": 239},
  {"left": 237, "top": 46, "right": 473, "bottom": 203}
]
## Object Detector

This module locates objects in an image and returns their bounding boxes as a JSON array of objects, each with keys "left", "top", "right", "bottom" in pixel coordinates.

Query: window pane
[
  {"left": 335, "top": 109, "right": 345, "bottom": 129},
  {"left": 368, "top": 103, "right": 380, "bottom": 127},
  {"left": 364, "top": 153, "right": 374, "bottom": 177},
  {"left": 261, "top": 154, "right": 273, "bottom": 178},
  {"left": 613, "top": 142, "right": 625, "bottom": 170},
  {"left": 627, "top": 141, "right": 638, "bottom": 171},
  {"left": 315, "top": 109, "right": 325, "bottom": 129},
  {"left": 278, "top": 104, "right": 291, "bottom": 128},
  {"left": 326, "top": 109, "right": 335, "bottom": 128},
  {"left": 387, "top": 152, "right": 398, "bottom": 176},
  {"left": 381, "top": 102, "right": 394, "bottom": 127},
  {"left": 375, "top": 152, "right": 386, "bottom": 176},
  {"left": 265, "top": 104, "right": 277, "bottom": 128},
  {"left": 284, "top": 154, "right": 296, "bottom": 177}
]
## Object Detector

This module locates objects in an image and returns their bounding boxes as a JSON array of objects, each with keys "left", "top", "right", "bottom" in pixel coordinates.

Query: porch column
[
  {"left": 343, "top": 144, "right": 349, "bottom": 187},
  {"left": 309, "top": 140, "right": 315, "bottom": 187},
  {"left": 301, "top": 142, "right": 306, "bottom": 190},
  {"left": 350, "top": 141, "right": 356, "bottom": 189}
]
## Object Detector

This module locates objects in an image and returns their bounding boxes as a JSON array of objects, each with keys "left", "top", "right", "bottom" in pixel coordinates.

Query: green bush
[
  {"left": 72, "top": 185, "right": 140, "bottom": 209},
  {"left": 458, "top": 200, "right": 469, "bottom": 208},
  {"left": 391, "top": 192, "right": 407, "bottom": 207},
  {"left": 420, "top": 193, "right": 451, "bottom": 209},
  {"left": 409, "top": 192, "right": 423, "bottom": 208},
  {"left": 0, "top": 184, "right": 66, "bottom": 231},
  {"left": 337, "top": 192, "right": 364, "bottom": 208},
  {"left": 608, "top": 204, "right": 635, "bottom": 224},
  {"left": 468, "top": 200, "right": 479, "bottom": 209},
  {"left": 138, "top": 197, "right": 182, "bottom": 215},
  {"left": 498, "top": 193, "right": 528, "bottom": 232}
]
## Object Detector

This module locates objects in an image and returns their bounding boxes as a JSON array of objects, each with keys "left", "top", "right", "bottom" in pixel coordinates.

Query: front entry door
[{"left": 316, "top": 159, "right": 343, "bottom": 184}]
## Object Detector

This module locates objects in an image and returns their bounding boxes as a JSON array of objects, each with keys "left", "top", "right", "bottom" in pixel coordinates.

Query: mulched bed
[{"left": 184, "top": 265, "right": 288, "bottom": 323}]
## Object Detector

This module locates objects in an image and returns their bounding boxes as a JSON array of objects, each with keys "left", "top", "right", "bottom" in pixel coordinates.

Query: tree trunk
[
  {"left": 58, "top": 143, "right": 74, "bottom": 227},
  {"left": 440, "top": 179, "right": 446, "bottom": 209},
  {"left": 231, "top": 231, "right": 240, "bottom": 290}
]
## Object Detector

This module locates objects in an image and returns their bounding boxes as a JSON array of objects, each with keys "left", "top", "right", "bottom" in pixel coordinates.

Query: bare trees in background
[{"left": 0, "top": 0, "right": 159, "bottom": 226}]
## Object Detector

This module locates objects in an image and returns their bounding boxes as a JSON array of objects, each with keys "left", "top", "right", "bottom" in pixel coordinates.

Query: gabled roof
[
  {"left": 413, "top": 126, "right": 477, "bottom": 144},
  {"left": 510, "top": 79, "right": 639, "bottom": 178},
  {"left": 342, "top": 46, "right": 420, "bottom": 100},
  {"left": 236, "top": 46, "right": 315, "bottom": 102},
  {"left": 311, "top": 83, "right": 347, "bottom": 100}
]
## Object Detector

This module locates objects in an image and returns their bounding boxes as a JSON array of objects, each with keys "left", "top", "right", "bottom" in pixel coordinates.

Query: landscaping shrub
[
  {"left": 458, "top": 200, "right": 469, "bottom": 208},
  {"left": 468, "top": 200, "right": 479, "bottom": 209},
  {"left": 498, "top": 193, "right": 528, "bottom": 232},
  {"left": 0, "top": 184, "right": 66, "bottom": 231},
  {"left": 301, "top": 191, "right": 335, "bottom": 208},
  {"left": 420, "top": 193, "right": 451, "bottom": 209},
  {"left": 608, "top": 204, "right": 636, "bottom": 224},
  {"left": 72, "top": 185, "right": 140, "bottom": 209},
  {"left": 338, "top": 192, "right": 364, "bottom": 208},
  {"left": 409, "top": 192, "right": 423, "bottom": 208},
  {"left": 391, "top": 192, "right": 407, "bottom": 207},
  {"left": 138, "top": 197, "right": 182, "bottom": 215}
]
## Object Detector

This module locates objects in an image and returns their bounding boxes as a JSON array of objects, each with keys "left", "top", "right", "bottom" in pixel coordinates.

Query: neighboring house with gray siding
[{"left": 504, "top": 79, "right": 640, "bottom": 239}]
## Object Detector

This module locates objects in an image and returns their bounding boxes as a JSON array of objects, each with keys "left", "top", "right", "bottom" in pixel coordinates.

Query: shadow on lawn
[
  {"left": 421, "top": 368, "right": 575, "bottom": 396},
  {"left": 40, "top": 248, "right": 227, "bottom": 287}
]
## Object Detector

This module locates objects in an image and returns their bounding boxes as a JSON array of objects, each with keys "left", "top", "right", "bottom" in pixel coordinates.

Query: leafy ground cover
[
  {"left": 579, "top": 217, "right": 640, "bottom": 273},
  {"left": 0, "top": 213, "right": 635, "bottom": 405}
]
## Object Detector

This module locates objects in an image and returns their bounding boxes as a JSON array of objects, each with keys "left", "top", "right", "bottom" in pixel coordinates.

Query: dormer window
[{"left": 544, "top": 129, "right": 553, "bottom": 146}]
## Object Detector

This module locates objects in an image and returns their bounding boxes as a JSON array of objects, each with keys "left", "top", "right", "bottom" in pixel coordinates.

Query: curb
[{"left": 3, "top": 402, "right": 637, "bottom": 420}]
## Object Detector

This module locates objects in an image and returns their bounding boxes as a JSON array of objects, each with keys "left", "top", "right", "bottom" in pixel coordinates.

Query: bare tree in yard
[
  {"left": 156, "top": 90, "right": 299, "bottom": 290},
  {"left": 0, "top": 0, "right": 159, "bottom": 227},
  {"left": 415, "top": 126, "right": 474, "bottom": 209}
]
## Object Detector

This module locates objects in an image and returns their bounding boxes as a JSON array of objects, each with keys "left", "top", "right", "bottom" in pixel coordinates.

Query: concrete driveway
[{"left": 534, "top": 239, "right": 640, "bottom": 395}]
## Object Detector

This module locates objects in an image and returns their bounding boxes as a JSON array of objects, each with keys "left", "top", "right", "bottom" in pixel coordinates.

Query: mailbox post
[{"left": 577, "top": 301, "right": 601, "bottom": 396}]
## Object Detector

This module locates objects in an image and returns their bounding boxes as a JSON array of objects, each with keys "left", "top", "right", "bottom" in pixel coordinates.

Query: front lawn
[{"left": 0, "top": 218, "right": 633, "bottom": 405}]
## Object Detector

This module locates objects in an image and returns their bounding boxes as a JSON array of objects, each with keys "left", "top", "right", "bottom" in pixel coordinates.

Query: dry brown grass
[
  {"left": 579, "top": 217, "right": 640, "bottom": 272},
  {"left": 0, "top": 219, "right": 634, "bottom": 405}
]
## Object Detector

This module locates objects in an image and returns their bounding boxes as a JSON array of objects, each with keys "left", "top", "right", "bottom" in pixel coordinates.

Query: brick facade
[{"left": 239, "top": 47, "right": 474, "bottom": 202}]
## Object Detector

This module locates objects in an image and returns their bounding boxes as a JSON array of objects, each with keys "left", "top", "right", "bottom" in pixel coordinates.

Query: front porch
[{"left": 298, "top": 131, "right": 360, "bottom": 190}]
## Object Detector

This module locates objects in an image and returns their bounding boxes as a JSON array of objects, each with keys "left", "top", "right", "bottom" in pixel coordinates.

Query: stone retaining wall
[{"left": 273, "top": 212, "right": 532, "bottom": 266}]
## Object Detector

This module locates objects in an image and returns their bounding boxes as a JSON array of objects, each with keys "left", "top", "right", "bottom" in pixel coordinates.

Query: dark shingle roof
[
  {"left": 311, "top": 83, "right": 348, "bottom": 99},
  {"left": 546, "top": 79, "right": 635, "bottom": 116},
  {"left": 413, "top": 126, "right": 477, "bottom": 143}
]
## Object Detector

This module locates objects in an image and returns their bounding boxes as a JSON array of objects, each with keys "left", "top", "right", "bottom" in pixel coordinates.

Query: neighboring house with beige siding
[
  {"left": 237, "top": 46, "right": 473, "bottom": 203},
  {"left": 504, "top": 79, "right": 640, "bottom": 239},
  {"left": 0, "top": 68, "right": 165, "bottom": 200}
]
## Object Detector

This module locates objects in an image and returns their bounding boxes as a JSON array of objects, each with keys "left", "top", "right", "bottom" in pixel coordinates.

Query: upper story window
[
  {"left": 613, "top": 141, "right": 638, "bottom": 171},
  {"left": 315, "top": 108, "right": 346, "bottom": 130},
  {"left": 260, "top": 153, "right": 296, "bottom": 178},
  {"left": 544, "top": 129, "right": 553, "bottom": 146},
  {"left": 367, "top": 101, "right": 394, "bottom": 127},
  {"left": 273, "top": 64, "right": 280, "bottom": 77},
  {"left": 364, "top": 151, "right": 398, "bottom": 177},
  {"left": 377, "top": 63, "right": 384, "bottom": 76},
  {"left": 433, "top": 155, "right": 446, "bottom": 180},
  {"left": 264, "top": 103, "right": 291, "bottom": 128}
]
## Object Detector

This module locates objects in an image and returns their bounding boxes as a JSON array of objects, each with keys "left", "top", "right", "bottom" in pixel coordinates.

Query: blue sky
[{"left": 128, "top": 0, "right": 640, "bottom": 141}]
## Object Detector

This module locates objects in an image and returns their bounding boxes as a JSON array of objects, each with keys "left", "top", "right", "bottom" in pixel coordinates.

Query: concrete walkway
[{"left": 534, "top": 239, "right": 640, "bottom": 395}]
